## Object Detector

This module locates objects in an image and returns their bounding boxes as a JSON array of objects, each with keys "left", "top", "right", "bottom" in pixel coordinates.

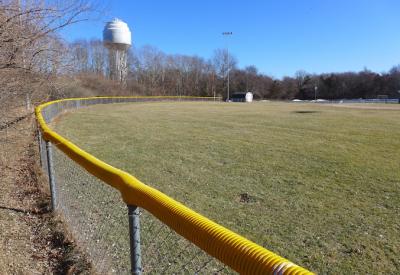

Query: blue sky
[{"left": 61, "top": 0, "right": 400, "bottom": 78}]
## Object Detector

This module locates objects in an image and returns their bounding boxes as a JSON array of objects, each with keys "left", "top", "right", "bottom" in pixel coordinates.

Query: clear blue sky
[{"left": 61, "top": 0, "right": 400, "bottom": 78}]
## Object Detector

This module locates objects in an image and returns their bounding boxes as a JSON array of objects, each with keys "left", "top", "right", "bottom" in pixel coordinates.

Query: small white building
[{"left": 231, "top": 92, "right": 253, "bottom": 102}]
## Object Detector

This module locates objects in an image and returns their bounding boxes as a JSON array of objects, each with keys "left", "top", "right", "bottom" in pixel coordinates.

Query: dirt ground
[{"left": 0, "top": 109, "right": 90, "bottom": 274}]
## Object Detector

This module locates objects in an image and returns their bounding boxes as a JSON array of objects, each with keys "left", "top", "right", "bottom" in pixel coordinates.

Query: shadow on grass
[{"left": 293, "top": 110, "right": 321, "bottom": 114}]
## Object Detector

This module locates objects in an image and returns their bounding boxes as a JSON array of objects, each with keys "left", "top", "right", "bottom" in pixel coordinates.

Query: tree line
[
  {"left": 2, "top": 0, "right": 400, "bottom": 103},
  {"left": 69, "top": 39, "right": 400, "bottom": 100}
]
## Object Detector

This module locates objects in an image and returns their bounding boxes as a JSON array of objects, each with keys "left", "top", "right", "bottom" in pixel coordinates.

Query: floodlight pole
[
  {"left": 314, "top": 85, "right": 318, "bottom": 101},
  {"left": 222, "top": 32, "right": 233, "bottom": 101}
]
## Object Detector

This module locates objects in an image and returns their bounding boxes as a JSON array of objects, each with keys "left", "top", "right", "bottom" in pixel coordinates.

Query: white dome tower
[{"left": 103, "top": 18, "right": 132, "bottom": 85}]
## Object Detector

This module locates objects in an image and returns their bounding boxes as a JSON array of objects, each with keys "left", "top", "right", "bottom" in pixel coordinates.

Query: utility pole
[{"left": 222, "top": 32, "right": 233, "bottom": 101}]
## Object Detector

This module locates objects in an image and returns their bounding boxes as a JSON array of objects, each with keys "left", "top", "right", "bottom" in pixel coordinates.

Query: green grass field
[{"left": 54, "top": 101, "right": 400, "bottom": 274}]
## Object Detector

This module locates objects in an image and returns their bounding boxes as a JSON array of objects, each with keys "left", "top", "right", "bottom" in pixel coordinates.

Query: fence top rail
[{"left": 36, "top": 96, "right": 313, "bottom": 275}]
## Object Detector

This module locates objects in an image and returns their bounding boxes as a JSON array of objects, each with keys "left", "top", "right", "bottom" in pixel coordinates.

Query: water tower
[{"left": 103, "top": 18, "right": 132, "bottom": 85}]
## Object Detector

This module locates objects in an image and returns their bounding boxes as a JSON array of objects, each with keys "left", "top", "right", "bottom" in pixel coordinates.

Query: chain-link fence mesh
[
  {"left": 38, "top": 97, "right": 234, "bottom": 274},
  {"left": 53, "top": 144, "right": 130, "bottom": 274},
  {"left": 38, "top": 129, "right": 48, "bottom": 177},
  {"left": 139, "top": 208, "right": 229, "bottom": 274}
]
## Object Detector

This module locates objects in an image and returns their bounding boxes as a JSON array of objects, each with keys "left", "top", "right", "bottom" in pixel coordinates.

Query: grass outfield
[{"left": 54, "top": 101, "right": 400, "bottom": 274}]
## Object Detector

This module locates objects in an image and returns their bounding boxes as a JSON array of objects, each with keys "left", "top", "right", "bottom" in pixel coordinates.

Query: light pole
[
  {"left": 222, "top": 32, "right": 233, "bottom": 101},
  {"left": 314, "top": 85, "right": 318, "bottom": 101}
]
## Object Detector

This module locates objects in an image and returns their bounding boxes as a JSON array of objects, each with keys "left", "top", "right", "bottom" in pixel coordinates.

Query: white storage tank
[
  {"left": 103, "top": 18, "right": 132, "bottom": 85},
  {"left": 103, "top": 18, "right": 131, "bottom": 50}
]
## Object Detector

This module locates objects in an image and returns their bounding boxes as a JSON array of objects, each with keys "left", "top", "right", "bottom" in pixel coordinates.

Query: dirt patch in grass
[{"left": 238, "top": 193, "right": 257, "bottom": 203}]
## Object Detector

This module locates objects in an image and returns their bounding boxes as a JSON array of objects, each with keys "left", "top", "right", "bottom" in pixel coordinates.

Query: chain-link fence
[
  {"left": 38, "top": 97, "right": 230, "bottom": 274},
  {"left": 36, "top": 96, "right": 313, "bottom": 275},
  {"left": 51, "top": 142, "right": 229, "bottom": 274}
]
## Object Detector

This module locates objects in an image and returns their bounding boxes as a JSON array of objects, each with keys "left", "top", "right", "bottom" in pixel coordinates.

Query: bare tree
[
  {"left": 0, "top": 0, "right": 100, "bottom": 135},
  {"left": 0, "top": 0, "right": 95, "bottom": 187},
  {"left": 212, "top": 48, "right": 237, "bottom": 79}
]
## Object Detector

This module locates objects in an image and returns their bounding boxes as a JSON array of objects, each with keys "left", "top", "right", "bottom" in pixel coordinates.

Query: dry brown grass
[{"left": 0, "top": 108, "right": 91, "bottom": 274}]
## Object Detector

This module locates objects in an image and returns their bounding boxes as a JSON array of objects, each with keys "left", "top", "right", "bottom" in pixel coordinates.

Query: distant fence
[
  {"left": 36, "top": 96, "right": 313, "bottom": 275},
  {"left": 331, "top": 98, "right": 399, "bottom": 104},
  {"left": 291, "top": 98, "right": 399, "bottom": 104}
]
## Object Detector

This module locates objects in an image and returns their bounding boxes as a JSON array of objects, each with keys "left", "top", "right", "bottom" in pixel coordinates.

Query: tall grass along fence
[{"left": 36, "top": 96, "right": 313, "bottom": 275}]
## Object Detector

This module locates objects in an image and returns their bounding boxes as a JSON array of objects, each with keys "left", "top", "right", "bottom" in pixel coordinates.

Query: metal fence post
[
  {"left": 45, "top": 141, "right": 57, "bottom": 211},
  {"left": 37, "top": 129, "right": 43, "bottom": 168},
  {"left": 128, "top": 205, "right": 142, "bottom": 275}
]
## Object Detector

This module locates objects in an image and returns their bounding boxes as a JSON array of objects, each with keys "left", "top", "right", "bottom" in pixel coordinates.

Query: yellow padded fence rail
[{"left": 36, "top": 96, "right": 314, "bottom": 275}]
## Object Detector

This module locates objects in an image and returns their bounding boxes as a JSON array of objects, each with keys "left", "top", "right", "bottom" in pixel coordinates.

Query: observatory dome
[{"left": 103, "top": 18, "right": 131, "bottom": 47}]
